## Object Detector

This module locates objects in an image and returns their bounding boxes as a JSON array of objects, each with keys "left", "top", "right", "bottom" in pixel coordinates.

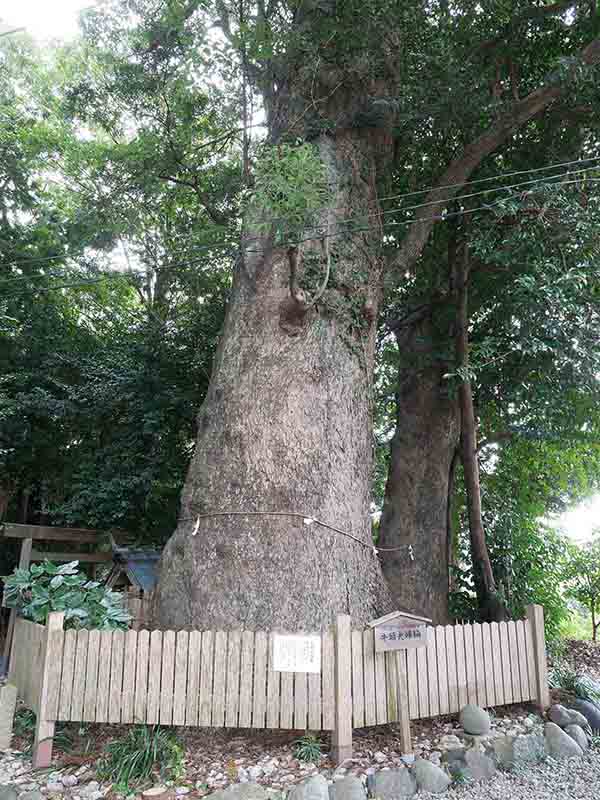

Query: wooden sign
[
  {"left": 272, "top": 633, "right": 321, "bottom": 672},
  {"left": 369, "top": 610, "right": 431, "bottom": 652}
]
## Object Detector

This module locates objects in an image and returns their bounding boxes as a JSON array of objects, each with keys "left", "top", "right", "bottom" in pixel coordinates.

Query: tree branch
[{"left": 388, "top": 36, "right": 600, "bottom": 278}]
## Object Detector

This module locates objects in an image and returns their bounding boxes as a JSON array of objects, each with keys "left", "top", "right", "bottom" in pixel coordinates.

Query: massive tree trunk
[
  {"left": 154, "top": 126, "right": 394, "bottom": 630},
  {"left": 378, "top": 311, "right": 460, "bottom": 624},
  {"left": 153, "top": 3, "right": 600, "bottom": 630}
]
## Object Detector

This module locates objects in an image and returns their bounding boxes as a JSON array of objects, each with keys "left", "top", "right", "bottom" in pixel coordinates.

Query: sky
[
  {"left": 552, "top": 494, "right": 600, "bottom": 543},
  {"left": 0, "top": 0, "right": 90, "bottom": 41},
  {"left": 2, "top": 0, "right": 600, "bottom": 544}
]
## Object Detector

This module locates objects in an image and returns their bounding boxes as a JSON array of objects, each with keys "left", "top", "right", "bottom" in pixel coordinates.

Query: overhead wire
[
  {"left": 4, "top": 174, "right": 600, "bottom": 300},
  {"left": 1, "top": 156, "right": 599, "bottom": 276},
  {"left": 2, "top": 154, "right": 600, "bottom": 268}
]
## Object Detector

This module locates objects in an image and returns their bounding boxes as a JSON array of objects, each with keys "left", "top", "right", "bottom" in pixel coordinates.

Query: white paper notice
[{"left": 272, "top": 634, "right": 321, "bottom": 673}]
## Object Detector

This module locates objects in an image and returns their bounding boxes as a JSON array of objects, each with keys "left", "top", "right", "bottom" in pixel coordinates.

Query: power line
[
  {"left": 2, "top": 155, "right": 599, "bottom": 270},
  {"left": 2, "top": 155, "right": 599, "bottom": 273},
  {"left": 4, "top": 175, "right": 599, "bottom": 300}
]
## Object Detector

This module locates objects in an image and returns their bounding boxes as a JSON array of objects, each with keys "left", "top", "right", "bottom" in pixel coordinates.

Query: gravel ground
[{"left": 442, "top": 751, "right": 600, "bottom": 800}]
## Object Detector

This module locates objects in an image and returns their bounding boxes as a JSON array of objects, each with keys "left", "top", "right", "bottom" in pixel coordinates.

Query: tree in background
[
  {"left": 0, "top": 26, "right": 234, "bottom": 543},
  {"left": 564, "top": 533, "right": 600, "bottom": 642}
]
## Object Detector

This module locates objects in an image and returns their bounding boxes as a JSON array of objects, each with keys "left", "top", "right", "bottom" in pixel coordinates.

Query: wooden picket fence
[{"left": 9, "top": 606, "right": 549, "bottom": 769}]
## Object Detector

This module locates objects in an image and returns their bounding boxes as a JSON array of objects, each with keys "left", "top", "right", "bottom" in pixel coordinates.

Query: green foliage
[
  {"left": 13, "top": 708, "right": 36, "bottom": 741},
  {"left": 559, "top": 602, "right": 594, "bottom": 641},
  {"left": 548, "top": 663, "right": 600, "bottom": 704},
  {"left": 3, "top": 561, "right": 131, "bottom": 629},
  {"left": 292, "top": 733, "right": 323, "bottom": 763},
  {"left": 563, "top": 535, "right": 600, "bottom": 639},
  {"left": 97, "top": 725, "right": 184, "bottom": 789},
  {"left": 0, "top": 18, "right": 231, "bottom": 545},
  {"left": 253, "top": 142, "right": 329, "bottom": 241}
]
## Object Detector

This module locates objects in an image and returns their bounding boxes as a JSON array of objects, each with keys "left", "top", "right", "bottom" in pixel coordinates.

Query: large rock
[
  {"left": 548, "top": 704, "right": 572, "bottom": 728},
  {"left": 570, "top": 699, "right": 600, "bottom": 732},
  {"left": 328, "top": 776, "right": 366, "bottom": 800},
  {"left": 544, "top": 722, "right": 583, "bottom": 759},
  {"left": 567, "top": 709, "right": 591, "bottom": 730},
  {"left": 288, "top": 777, "right": 329, "bottom": 800},
  {"left": 438, "top": 734, "right": 462, "bottom": 751},
  {"left": 370, "top": 769, "right": 416, "bottom": 799},
  {"left": 441, "top": 748, "right": 467, "bottom": 767},
  {"left": 463, "top": 751, "right": 496, "bottom": 782},
  {"left": 459, "top": 704, "right": 491, "bottom": 735},
  {"left": 413, "top": 760, "right": 451, "bottom": 794},
  {"left": 490, "top": 734, "right": 545, "bottom": 769},
  {"left": 513, "top": 734, "right": 546, "bottom": 765},
  {"left": 564, "top": 724, "right": 589, "bottom": 751},
  {"left": 209, "top": 785, "right": 270, "bottom": 800}
]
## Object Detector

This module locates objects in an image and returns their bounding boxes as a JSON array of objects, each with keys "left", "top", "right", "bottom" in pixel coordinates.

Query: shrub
[
  {"left": 548, "top": 662, "right": 600, "bottom": 704},
  {"left": 3, "top": 560, "right": 131, "bottom": 629},
  {"left": 292, "top": 733, "right": 323, "bottom": 763},
  {"left": 97, "top": 725, "right": 183, "bottom": 788}
]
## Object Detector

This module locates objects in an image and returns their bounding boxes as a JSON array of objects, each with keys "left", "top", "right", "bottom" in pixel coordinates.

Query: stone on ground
[
  {"left": 442, "top": 747, "right": 467, "bottom": 766},
  {"left": 548, "top": 704, "right": 573, "bottom": 728},
  {"left": 513, "top": 733, "right": 546, "bottom": 765},
  {"left": 0, "top": 787, "right": 17, "bottom": 800},
  {"left": 567, "top": 708, "right": 592, "bottom": 729},
  {"left": 371, "top": 768, "right": 416, "bottom": 799},
  {"left": 288, "top": 776, "right": 329, "bottom": 800},
  {"left": 564, "top": 724, "right": 589, "bottom": 751},
  {"left": 459, "top": 704, "right": 491, "bottom": 735},
  {"left": 571, "top": 699, "right": 600, "bottom": 732},
  {"left": 413, "top": 759, "right": 451, "bottom": 794},
  {"left": 544, "top": 722, "right": 584, "bottom": 759},
  {"left": 208, "top": 785, "right": 270, "bottom": 800},
  {"left": 328, "top": 776, "right": 366, "bottom": 800},
  {"left": 463, "top": 750, "right": 496, "bottom": 781},
  {"left": 142, "top": 789, "right": 169, "bottom": 800}
]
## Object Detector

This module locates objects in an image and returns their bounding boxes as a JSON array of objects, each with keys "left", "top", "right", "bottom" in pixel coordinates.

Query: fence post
[
  {"left": 525, "top": 604, "right": 550, "bottom": 710},
  {"left": 332, "top": 614, "right": 352, "bottom": 764},
  {"left": 0, "top": 683, "right": 17, "bottom": 750},
  {"left": 33, "top": 611, "right": 64, "bottom": 768},
  {"left": 396, "top": 653, "right": 412, "bottom": 755}
]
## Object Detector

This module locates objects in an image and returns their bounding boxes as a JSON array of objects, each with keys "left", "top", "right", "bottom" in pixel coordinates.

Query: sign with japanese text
[
  {"left": 272, "top": 634, "right": 322, "bottom": 673},
  {"left": 374, "top": 620, "right": 428, "bottom": 652}
]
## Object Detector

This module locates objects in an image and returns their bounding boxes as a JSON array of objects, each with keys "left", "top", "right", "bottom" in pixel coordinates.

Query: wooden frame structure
[{"left": 1, "top": 523, "right": 111, "bottom": 669}]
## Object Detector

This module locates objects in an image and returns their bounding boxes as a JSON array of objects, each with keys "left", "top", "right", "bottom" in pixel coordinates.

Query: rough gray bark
[
  {"left": 153, "top": 130, "right": 394, "bottom": 630},
  {"left": 378, "top": 312, "right": 460, "bottom": 624}
]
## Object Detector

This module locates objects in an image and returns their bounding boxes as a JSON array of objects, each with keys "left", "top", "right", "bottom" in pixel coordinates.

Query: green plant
[
  {"left": 3, "top": 561, "right": 131, "bottom": 629},
  {"left": 292, "top": 733, "right": 323, "bottom": 763},
  {"left": 253, "top": 142, "right": 329, "bottom": 241},
  {"left": 97, "top": 725, "right": 183, "bottom": 789},
  {"left": 13, "top": 708, "right": 36, "bottom": 741},
  {"left": 451, "top": 766, "right": 472, "bottom": 784},
  {"left": 12, "top": 709, "right": 74, "bottom": 755},
  {"left": 548, "top": 663, "right": 600, "bottom": 704}
]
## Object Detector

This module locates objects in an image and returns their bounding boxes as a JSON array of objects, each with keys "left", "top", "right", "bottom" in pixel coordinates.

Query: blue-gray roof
[{"left": 112, "top": 547, "right": 160, "bottom": 592}]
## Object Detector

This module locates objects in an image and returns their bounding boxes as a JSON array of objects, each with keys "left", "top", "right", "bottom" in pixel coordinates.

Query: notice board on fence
[{"left": 272, "top": 633, "right": 321, "bottom": 672}]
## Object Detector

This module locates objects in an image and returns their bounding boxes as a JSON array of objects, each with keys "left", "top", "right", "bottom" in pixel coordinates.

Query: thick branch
[
  {"left": 389, "top": 37, "right": 600, "bottom": 277},
  {"left": 158, "top": 174, "right": 230, "bottom": 226}
]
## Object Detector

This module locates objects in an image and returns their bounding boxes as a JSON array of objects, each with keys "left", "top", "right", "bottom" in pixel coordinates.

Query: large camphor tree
[{"left": 147, "top": 0, "right": 600, "bottom": 630}]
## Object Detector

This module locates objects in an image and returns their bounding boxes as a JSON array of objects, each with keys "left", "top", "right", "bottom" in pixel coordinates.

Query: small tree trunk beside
[{"left": 455, "top": 245, "right": 505, "bottom": 622}]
